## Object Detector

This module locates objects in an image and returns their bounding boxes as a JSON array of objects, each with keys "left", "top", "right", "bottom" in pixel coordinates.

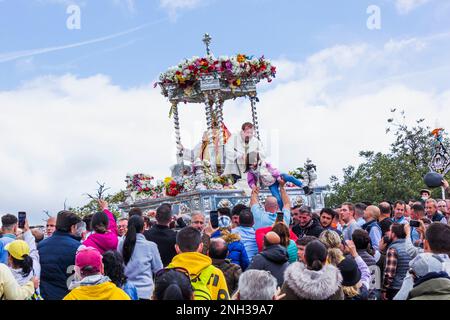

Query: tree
[
  {"left": 70, "top": 182, "right": 126, "bottom": 219},
  {"left": 326, "top": 110, "right": 449, "bottom": 207}
]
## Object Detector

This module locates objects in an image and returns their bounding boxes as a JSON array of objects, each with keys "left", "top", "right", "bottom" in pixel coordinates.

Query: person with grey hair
[
  {"left": 234, "top": 270, "right": 280, "bottom": 300},
  {"left": 190, "top": 211, "right": 213, "bottom": 255},
  {"left": 425, "top": 199, "right": 447, "bottom": 224}
]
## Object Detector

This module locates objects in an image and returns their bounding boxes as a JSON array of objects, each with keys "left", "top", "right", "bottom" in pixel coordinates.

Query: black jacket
[
  {"left": 144, "top": 224, "right": 177, "bottom": 267},
  {"left": 248, "top": 244, "right": 289, "bottom": 286},
  {"left": 292, "top": 218, "right": 324, "bottom": 238}
]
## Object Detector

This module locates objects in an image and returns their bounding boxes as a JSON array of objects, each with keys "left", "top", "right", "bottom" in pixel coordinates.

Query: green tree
[
  {"left": 326, "top": 110, "right": 448, "bottom": 207},
  {"left": 70, "top": 182, "right": 126, "bottom": 219}
]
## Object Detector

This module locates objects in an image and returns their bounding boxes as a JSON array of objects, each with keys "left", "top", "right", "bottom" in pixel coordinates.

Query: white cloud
[
  {"left": 2, "top": 34, "right": 450, "bottom": 224},
  {"left": 384, "top": 38, "right": 427, "bottom": 52},
  {"left": 395, "top": 0, "right": 431, "bottom": 14},
  {"left": 159, "top": 0, "right": 205, "bottom": 20}
]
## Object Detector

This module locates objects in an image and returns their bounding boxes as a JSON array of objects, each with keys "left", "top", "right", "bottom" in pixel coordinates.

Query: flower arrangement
[
  {"left": 164, "top": 177, "right": 184, "bottom": 197},
  {"left": 158, "top": 54, "right": 276, "bottom": 90}
]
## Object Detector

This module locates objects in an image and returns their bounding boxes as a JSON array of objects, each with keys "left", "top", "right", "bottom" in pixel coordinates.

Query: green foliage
[
  {"left": 326, "top": 110, "right": 448, "bottom": 207},
  {"left": 288, "top": 167, "right": 305, "bottom": 180},
  {"left": 70, "top": 190, "right": 126, "bottom": 219}
]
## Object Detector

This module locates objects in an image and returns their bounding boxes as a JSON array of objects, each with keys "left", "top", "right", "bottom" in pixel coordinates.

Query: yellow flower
[
  {"left": 236, "top": 78, "right": 241, "bottom": 86},
  {"left": 164, "top": 177, "right": 173, "bottom": 184},
  {"left": 237, "top": 54, "right": 246, "bottom": 63}
]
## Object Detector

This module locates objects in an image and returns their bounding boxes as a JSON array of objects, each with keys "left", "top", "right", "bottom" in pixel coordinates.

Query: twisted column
[
  {"left": 214, "top": 92, "right": 225, "bottom": 174},
  {"left": 172, "top": 102, "right": 184, "bottom": 165},
  {"left": 204, "top": 93, "right": 217, "bottom": 174},
  {"left": 250, "top": 96, "right": 261, "bottom": 140}
]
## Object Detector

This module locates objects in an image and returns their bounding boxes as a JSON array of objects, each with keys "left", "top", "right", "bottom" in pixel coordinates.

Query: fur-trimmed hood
[
  {"left": 283, "top": 262, "right": 342, "bottom": 300},
  {"left": 221, "top": 231, "right": 241, "bottom": 244}
]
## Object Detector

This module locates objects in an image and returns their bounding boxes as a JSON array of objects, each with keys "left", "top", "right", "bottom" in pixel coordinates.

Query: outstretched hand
[
  {"left": 98, "top": 199, "right": 108, "bottom": 211},
  {"left": 442, "top": 179, "right": 449, "bottom": 190}
]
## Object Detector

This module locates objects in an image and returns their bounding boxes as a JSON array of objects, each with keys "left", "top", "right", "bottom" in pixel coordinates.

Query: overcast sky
[{"left": 1, "top": 0, "right": 450, "bottom": 224}]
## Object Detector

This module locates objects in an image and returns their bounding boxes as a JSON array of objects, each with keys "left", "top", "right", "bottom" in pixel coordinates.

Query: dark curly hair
[{"left": 102, "top": 250, "right": 127, "bottom": 288}]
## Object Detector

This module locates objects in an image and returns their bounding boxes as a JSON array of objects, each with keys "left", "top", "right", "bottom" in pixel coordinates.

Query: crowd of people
[{"left": 1, "top": 180, "right": 450, "bottom": 301}]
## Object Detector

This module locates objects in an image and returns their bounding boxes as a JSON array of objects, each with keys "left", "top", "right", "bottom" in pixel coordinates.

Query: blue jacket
[
  {"left": 0, "top": 234, "right": 16, "bottom": 264},
  {"left": 37, "top": 231, "right": 80, "bottom": 300},
  {"left": 227, "top": 241, "right": 250, "bottom": 271}
]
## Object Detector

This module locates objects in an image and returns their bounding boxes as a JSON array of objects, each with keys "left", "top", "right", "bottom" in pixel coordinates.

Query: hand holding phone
[
  {"left": 18, "top": 211, "right": 26, "bottom": 229},
  {"left": 276, "top": 211, "right": 284, "bottom": 223},
  {"left": 210, "top": 211, "right": 219, "bottom": 229},
  {"left": 409, "top": 220, "right": 420, "bottom": 228}
]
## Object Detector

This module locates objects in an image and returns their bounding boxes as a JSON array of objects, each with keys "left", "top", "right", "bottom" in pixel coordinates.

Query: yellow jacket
[
  {"left": 63, "top": 281, "right": 131, "bottom": 300},
  {"left": 169, "top": 252, "right": 229, "bottom": 300},
  {"left": 0, "top": 263, "right": 34, "bottom": 300}
]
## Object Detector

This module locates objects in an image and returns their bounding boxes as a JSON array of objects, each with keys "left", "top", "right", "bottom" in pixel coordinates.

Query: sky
[{"left": 1, "top": 0, "right": 450, "bottom": 224}]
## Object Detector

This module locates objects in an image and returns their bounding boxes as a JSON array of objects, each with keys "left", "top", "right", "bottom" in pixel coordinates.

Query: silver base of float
[{"left": 118, "top": 186, "right": 328, "bottom": 217}]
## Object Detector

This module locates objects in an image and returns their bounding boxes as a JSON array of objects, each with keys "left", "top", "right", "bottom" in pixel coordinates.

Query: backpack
[{"left": 190, "top": 265, "right": 214, "bottom": 300}]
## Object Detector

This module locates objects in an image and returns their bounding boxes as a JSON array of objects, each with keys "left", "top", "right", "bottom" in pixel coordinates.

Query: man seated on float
[{"left": 222, "top": 122, "right": 265, "bottom": 191}]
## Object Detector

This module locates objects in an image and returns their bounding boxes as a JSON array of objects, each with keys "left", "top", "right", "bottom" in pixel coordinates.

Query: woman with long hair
[
  {"left": 4, "top": 219, "right": 41, "bottom": 299},
  {"left": 83, "top": 200, "right": 118, "bottom": 254},
  {"left": 118, "top": 215, "right": 163, "bottom": 300},
  {"left": 272, "top": 222, "right": 298, "bottom": 263},
  {"left": 102, "top": 250, "right": 138, "bottom": 300}
]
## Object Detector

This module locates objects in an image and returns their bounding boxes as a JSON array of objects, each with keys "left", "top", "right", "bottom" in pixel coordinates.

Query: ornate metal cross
[{"left": 202, "top": 33, "right": 212, "bottom": 55}]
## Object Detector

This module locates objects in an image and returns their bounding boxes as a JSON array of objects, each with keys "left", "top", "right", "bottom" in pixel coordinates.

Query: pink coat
[
  {"left": 83, "top": 209, "right": 118, "bottom": 254},
  {"left": 247, "top": 162, "right": 281, "bottom": 189}
]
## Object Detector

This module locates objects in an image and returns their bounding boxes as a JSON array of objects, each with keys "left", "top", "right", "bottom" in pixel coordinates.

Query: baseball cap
[
  {"left": 409, "top": 253, "right": 444, "bottom": 278},
  {"left": 5, "top": 240, "right": 30, "bottom": 260},
  {"left": 218, "top": 215, "right": 232, "bottom": 228},
  {"left": 75, "top": 246, "right": 103, "bottom": 274}
]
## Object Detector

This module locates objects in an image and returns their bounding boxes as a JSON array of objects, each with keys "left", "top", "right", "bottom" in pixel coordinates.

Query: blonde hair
[
  {"left": 319, "top": 230, "right": 345, "bottom": 266},
  {"left": 342, "top": 285, "right": 359, "bottom": 298}
]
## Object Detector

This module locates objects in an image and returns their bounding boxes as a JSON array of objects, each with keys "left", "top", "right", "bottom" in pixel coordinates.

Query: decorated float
[{"left": 119, "top": 34, "right": 327, "bottom": 215}]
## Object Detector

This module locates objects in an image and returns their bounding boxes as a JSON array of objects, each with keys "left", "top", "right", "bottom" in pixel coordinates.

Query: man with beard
[
  {"left": 319, "top": 208, "right": 342, "bottom": 236},
  {"left": 292, "top": 206, "right": 323, "bottom": 239}
]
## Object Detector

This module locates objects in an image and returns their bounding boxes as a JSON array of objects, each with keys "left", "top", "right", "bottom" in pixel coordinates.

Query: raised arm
[
  {"left": 99, "top": 200, "right": 118, "bottom": 236},
  {"left": 278, "top": 179, "right": 291, "bottom": 210},
  {"left": 250, "top": 186, "right": 260, "bottom": 207}
]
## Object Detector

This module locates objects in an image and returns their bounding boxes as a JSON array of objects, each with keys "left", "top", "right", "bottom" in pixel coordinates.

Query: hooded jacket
[
  {"left": 408, "top": 273, "right": 450, "bottom": 300},
  {"left": 280, "top": 262, "right": 344, "bottom": 300},
  {"left": 168, "top": 252, "right": 229, "bottom": 300},
  {"left": 63, "top": 275, "right": 130, "bottom": 300},
  {"left": 0, "top": 263, "right": 35, "bottom": 300},
  {"left": 248, "top": 244, "right": 289, "bottom": 286},
  {"left": 83, "top": 209, "right": 118, "bottom": 254},
  {"left": 221, "top": 232, "right": 249, "bottom": 271}
]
